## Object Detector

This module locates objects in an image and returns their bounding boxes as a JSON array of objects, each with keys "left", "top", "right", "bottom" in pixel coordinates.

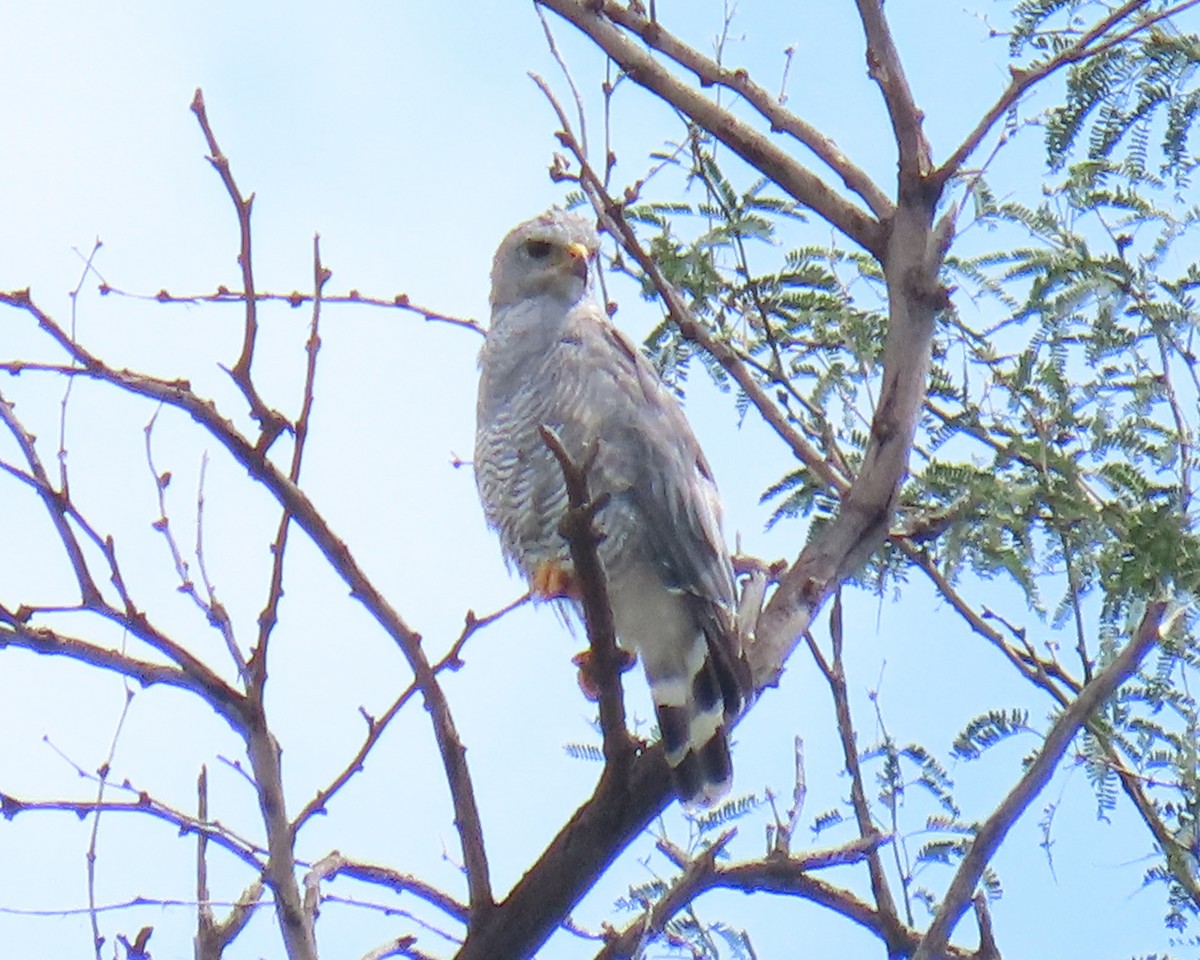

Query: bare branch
[
  {"left": 1, "top": 288, "right": 494, "bottom": 923},
  {"left": 805, "top": 598, "right": 904, "bottom": 952},
  {"left": 305, "top": 852, "right": 468, "bottom": 925},
  {"left": 145, "top": 412, "right": 246, "bottom": 681},
  {"left": 96, "top": 282, "right": 484, "bottom": 336},
  {"left": 86, "top": 681, "right": 136, "bottom": 960},
  {"left": 590, "top": 1, "right": 894, "bottom": 220},
  {"left": 60, "top": 238, "right": 104, "bottom": 496},
  {"left": 189, "top": 88, "right": 286, "bottom": 446},
  {"left": 0, "top": 620, "right": 244, "bottom": 727},
  {"left": 0, "top": 385, "right": 104, "bottom": 606},
  {"left": 243, "top": 711, "right": 316, "bottom": 960},
  {"left": 251, "top": 235, "right": 329, "bottom": 682},
  {"left": 534, "top": 1, "right": 887, "bottom": 258},
  {"left": 0, "top": 791, "right": 265, "bottom": 873},
  {"left": 854, "top": 0, "right": 933, "bottom": 186},
  {"left": 290, "top": 593, "right": 528, "bottom": 835},
  {"left": 715, "top": 857, "right": 974, "bottom": 959}
]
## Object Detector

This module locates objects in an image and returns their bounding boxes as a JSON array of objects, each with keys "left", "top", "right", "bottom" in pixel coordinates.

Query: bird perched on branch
[{"left": 474, "top": 207, "right": 745, "bottom": 806}]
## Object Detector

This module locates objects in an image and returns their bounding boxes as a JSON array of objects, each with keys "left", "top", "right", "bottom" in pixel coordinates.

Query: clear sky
[{"left": 0, "top": 2, "right": 1186, "bottom": 958}]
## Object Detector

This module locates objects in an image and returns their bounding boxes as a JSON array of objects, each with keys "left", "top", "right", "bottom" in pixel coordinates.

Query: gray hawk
[{"left": 474, "top": 207, "right": 745, "bottom": 806}]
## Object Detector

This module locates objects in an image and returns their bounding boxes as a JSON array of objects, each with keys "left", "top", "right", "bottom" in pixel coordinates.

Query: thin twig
[
  {"left": 0, "top": 791, "right": 265, "bottom": 872},
  {"left": 291, "top": 593, "right": 527, "bottom": 834},
  {"left": 190, "top": 88, "right": 286, "bottom": 446},
  {"left": 571, "top": 0, "right": 894, "bottom": 221},
  {"left": 807, "top": 596, "right": 904, "bottom": 952},
  {"left": 60, "top": 239, "right": 103, "bottom": 497},
  {"left": 144, "top": 411, "right": 246, "bottom": 680},
  {"left": 86, "top": 681, "right": 136, "bottom": 960},
  {"left": 98, "top": 282, "right": 483, "bottom": 335},
  {"left": 250, "top": 234, "right": 328, "bottom": 683}
]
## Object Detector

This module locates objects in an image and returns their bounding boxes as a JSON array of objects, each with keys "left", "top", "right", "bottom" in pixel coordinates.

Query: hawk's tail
[{"left": 650, "top": 633, "right": 744, "bottom": 808}]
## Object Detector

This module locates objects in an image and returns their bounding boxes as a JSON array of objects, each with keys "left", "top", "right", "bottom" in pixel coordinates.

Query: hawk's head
[{"left": 490, "top": 207, "right": 600, "bottom": 309}]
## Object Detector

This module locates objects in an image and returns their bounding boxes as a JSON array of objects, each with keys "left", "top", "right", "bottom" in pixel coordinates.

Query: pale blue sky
[{"left": 0, "top": 2, "right": 1185, "bottom": 958}]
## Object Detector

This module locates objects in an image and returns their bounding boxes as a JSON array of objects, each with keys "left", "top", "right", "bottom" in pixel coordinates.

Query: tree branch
[
  {"left": 594, "top": 1, "right": 894, "bottom": 220},
  {"left": 912, "top": 600, "right": 1171, "bottom": 960},
  {"left": 855, "top": 0, "right": 933, "bottom": 189},
  {"left": 806, "top": 599, "right": 904, "bottom": 952},
  {"left": 539, "top": 426, "right": 634, "bottom": 768},
  {"left": 96, "top": 281, "right": 483, "bottom": 335},
  {"left": 189, "top": 88, "right": 286, "bottom": 447},
  {"left": 1, "top": 287, "right": 495, "bottom": 924},
  {"left": 535, "top": 0, "right": 887, "bottom": 258},
  {"left": 0, "top": 791, "right": 265, "bottom": 873},
  {"left": 932, "top": 0, "right": 1200, "bottom": 188},
  {"left": 305, "top": 852, "right": 469, "bottom": 926}
]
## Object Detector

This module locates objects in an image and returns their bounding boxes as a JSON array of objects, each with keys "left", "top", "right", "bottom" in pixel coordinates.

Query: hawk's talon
[
  {"left": 531, "top": 560, "right": 577, "bottom": 600},
  {"left": 573, "top": 647, "right": 636, "bottom": 701}
]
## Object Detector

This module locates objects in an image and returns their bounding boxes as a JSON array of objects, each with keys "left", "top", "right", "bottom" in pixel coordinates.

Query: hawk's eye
[{"left": 525, "top": 240, "right": 553, "bottom": 260}]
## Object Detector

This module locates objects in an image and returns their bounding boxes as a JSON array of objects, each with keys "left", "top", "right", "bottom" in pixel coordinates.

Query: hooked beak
[{"left": 566, "top": 241, "right": 590, "bottom": 282}]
